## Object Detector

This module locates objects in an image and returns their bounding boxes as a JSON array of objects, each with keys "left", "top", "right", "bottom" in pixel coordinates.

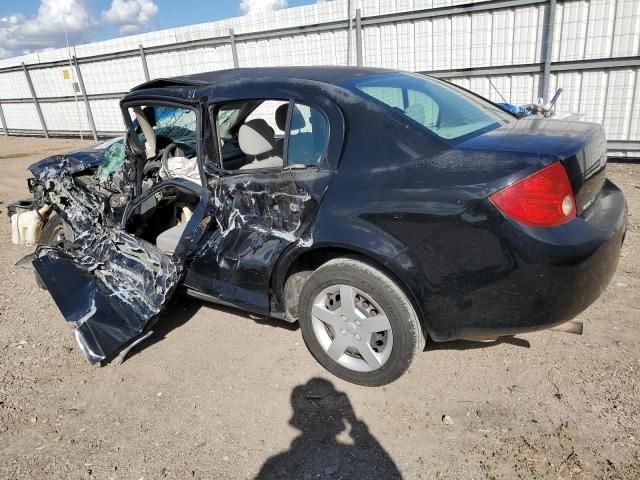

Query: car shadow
[
  {"left": 124, "top": 293, "right": 299, "bottom": 363},
  {"left": 177, "top": 294, "right": 299, "bottom": 331},
  {"left": 255, "top": 377, "right": 403, "bottom": 480},
  {"left": 426, "top": 335, "right": 530, "bottom": 351},
  {"left": 123, "top": 291, "right": 526, "bottom": 364}
]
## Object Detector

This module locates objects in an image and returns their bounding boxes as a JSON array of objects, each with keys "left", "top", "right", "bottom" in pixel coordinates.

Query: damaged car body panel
[
  {"left": 26, "top": 78, "right": 342, "bottom": 362},
  {"left": 13, "top": 66, "right": 626, "bottom": 385},
  {"left": 27, "top": 100, "right": 209, "bottom": 364},
  {"left": 30, "top": 157, "right": 179, "bottom": 364},
  {"left": 184, "top": 170, "right": 323, "bottom": 313},
  {"left": 176, "top": 80, "right": 343, "bottom": 314}
]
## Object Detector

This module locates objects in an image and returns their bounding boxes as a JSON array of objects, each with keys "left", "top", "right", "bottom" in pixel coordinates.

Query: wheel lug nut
[
  {"left": 354, "top": 334, "right": 361, "bottom": 341},
  {"left": 355, "top": 320, "right": 361, "bottom": 327},
  {"left": 340, "top": 328, "right": 347, "bottom": 335},
  {"left": 340, "top": 315, "right": 347, "bottom": 322}
]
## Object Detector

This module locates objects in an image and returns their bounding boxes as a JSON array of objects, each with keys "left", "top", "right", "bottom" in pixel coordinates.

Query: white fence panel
[
  {"left": 30, "top": 66, "right": 78, "bottom": 98},
  {"left": 80, "top": 57, "right": 147, "bottom": 95},
  {"left": 40, "top": 102, "right": 90, "bottom": 132},
  {"left": 0, "top": 0, "right": 637, "bottom": 152},
  {"left": 0, "top": 71, "right": 31, "bottom": 100},
  {"left": 603, "top": 69, "right": 637, "bottom": 140},
  {"left": 611, "top": 0, "right": 640, "bottom": 57},
  {"left": 471, "top": 13, "right": 492, "bottom": 67},
  {"left": 179, "top": 45, "right": 235, "bottom": 75},
  {"left": 513, "top": 6, "right": 544, "bottom": 64},
  {"left": 2, "top": 103, "right": 40, "bottom": 130},
  {"left": 146, "top": 50, "right": 186, "bottom": 78},
  {"left": 580, "top": 70, "right": 609, "bottom": 125},
  {"left": 90, "top": 99, "right": 125, "bottom": 133}
]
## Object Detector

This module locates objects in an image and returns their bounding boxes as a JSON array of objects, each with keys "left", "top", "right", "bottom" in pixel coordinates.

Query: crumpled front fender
[{"left": 30, "top": 156, "right": 179, "bottom": 364}]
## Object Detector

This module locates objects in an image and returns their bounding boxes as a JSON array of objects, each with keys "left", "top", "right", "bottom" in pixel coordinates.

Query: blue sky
[{"left": 0, "top": 0, "right": 320, "bottom": 58}]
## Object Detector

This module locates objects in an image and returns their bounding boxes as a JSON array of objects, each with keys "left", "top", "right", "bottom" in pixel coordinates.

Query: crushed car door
[
  {"left": 184, "top": 169, "right": 330, "bottom": 313},
  {"left": 32, "top": 102, "right": 209, "bottom": 365},
  {"left": 183, "top": 95, "right": 343, "bottom": 314}
]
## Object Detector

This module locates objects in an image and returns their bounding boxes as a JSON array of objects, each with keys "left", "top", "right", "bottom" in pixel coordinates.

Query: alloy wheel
[{"left": 311, "top": 284, "right": 393, "bottom": 372}]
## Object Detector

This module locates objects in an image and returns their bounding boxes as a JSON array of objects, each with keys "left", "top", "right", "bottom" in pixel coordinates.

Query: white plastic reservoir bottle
[{"left": 10, "top": 206, "right": 50, "bottom": 247}]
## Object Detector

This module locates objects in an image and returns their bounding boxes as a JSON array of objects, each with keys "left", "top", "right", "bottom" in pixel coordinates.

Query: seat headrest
[
  {"left": 239, "top": 119, "right": 276, "bottom": 156},
  {"left": 274, "top": 104, "right": 307, "bottom": 131},
  {"left": 275, "top": 104, "right": 289, "bottom": 131}
]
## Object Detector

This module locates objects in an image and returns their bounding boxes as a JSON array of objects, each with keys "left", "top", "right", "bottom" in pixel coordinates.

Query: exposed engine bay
[
  {"left": 12, "top": 103, "right": 205, "bottom": 364},
  {"left": 29, "top": 152, "right": 180, "bottom": 364}
]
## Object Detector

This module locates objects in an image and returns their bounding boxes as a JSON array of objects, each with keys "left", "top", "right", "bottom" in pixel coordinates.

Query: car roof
[{"left": 129, "top": 66, "right": 396, "bottom": 92}]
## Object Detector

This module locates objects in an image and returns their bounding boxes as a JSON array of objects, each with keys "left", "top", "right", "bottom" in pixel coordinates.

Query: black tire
[
  {"left": 35, "top": 214, "right": 73, "bottom": 289},
  {"left": 298, "top": 257, "right": 425, "bottom": 386}
]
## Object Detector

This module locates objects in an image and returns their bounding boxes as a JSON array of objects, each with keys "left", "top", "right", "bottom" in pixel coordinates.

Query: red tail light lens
[{"left": 489, "top": 161, "right": 576, "bottom": 227}]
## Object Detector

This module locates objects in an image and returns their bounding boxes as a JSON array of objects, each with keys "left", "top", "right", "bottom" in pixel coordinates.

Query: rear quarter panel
[{"left": 304, "top": 90, "right": 594, "bottom": 340}]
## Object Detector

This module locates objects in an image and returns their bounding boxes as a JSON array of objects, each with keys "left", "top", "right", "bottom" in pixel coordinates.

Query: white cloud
[
  {"left": 0, "top": 1, "right": 95, "bottom": 58},
  {"left": 101, "top": 0, "right": 159, "bottom": 34},
  {"left": 240, "top": 0, "right": 288, "bottom": 15},
  {"left": 0, "top": 0, "right": 159, "bottom": 59}
]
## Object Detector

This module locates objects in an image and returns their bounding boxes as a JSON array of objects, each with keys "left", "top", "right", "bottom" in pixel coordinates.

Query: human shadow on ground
[{"left": 256, "top": 378, "right": 403, "bottom": 480}]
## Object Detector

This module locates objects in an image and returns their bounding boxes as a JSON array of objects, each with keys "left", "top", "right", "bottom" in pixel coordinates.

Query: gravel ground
[{"left": 0, "top": 136, "right": 638, "bottom": 480}]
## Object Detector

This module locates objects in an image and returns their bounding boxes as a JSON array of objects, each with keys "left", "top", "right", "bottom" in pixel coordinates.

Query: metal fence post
[
  {"left": 22, "top": 62, "right": 48, "bottom": 138},
  {"left": 72, "top": 56, "right": 98, "bottom": 141},
  {"left": 346, "top": 0, "right": 352, "bottom": 65},
  {"left": 139, "top": 44, "right": 151, "bottom": 82},
  {"left": 539, "top": 0, "right": 556, "bottom": 101},
  {"left": 229, "top": 29, "right": 239, "bottom": 68},
  {"left": 0, "top": 103, "right": 8, "bottom": 136},
  {"left": 355, "top": 9, "right": 363, "bottom": 67}
]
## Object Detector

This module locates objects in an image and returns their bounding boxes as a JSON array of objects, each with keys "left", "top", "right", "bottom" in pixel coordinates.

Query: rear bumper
[{"left": 420, "top": 179, "right": 627, "bottom": 341}]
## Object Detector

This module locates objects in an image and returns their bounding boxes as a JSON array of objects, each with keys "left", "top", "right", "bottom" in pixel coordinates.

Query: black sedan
[{"left": 15, "top": 67, "right": 626, "bottom": 386}]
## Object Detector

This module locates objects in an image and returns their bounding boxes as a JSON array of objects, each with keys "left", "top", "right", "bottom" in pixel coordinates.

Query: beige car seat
[{"left": 238, "top": 119, "right": 283, "bottom": 170}]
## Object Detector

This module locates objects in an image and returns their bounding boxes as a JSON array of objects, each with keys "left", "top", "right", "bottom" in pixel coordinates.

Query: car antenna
[{"left": 488, "top": 79, "right": 510, "bottom": 105}]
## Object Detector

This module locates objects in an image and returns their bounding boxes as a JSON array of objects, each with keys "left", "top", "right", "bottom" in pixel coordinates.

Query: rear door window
[
  {"left": 212, "top": 100, "right": 329, "bottom": 171},
  {"left": 343, "top": 72, "right": 513, "bottom": 142},
  {"left": 287, "top": 102, "right": 329, "bottom": 167}
]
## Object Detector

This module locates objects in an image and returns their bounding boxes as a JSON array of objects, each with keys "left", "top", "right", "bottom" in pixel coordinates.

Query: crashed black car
[{"left": 13, "top": 67, "right": 626, "bottom": 386}]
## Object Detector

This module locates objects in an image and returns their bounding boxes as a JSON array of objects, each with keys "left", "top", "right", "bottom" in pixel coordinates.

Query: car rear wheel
[{"left": 298, "top": 257, "right": 425, "bottom": 386}]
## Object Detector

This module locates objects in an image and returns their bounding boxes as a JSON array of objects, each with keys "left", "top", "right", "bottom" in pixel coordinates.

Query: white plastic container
[{"left": 10, "top": 206, "right": 49, "bottom": 247}]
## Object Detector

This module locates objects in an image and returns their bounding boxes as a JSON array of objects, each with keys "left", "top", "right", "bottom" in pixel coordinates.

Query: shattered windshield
[
  {"left": 98, "top": 105, "right": 198, "bottom": 181},
  {"left": 341, "top": 72, "right": 514, "bottom": 143},
  {"left": 132, "top": 105, "right": 198, "bottom": 150}
]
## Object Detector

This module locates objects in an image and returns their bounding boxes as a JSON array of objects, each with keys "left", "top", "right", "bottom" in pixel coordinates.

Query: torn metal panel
[
  {"left": 31, "top": 155, "right": 178, "bottom": 364},
  {"left": 209, "top": 173, "right": 314, "bottom": 239},
  {"left": 33, "top": 240, "right": 176, "bottom": 364},
  {"left": 184, "top": 172, "right": 319, "bottom": 312}
]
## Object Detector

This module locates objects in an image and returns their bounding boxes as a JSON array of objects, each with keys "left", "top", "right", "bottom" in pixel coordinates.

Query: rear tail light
[{"left": 489, "top": 161, "right": 576, "bottom": 227}]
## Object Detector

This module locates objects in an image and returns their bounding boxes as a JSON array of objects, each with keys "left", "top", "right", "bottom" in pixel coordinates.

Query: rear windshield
[{"left": 341, "top": 72, "right": 514, "bottom": 142}]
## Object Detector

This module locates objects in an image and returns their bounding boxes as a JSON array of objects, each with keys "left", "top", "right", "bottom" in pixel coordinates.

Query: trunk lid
[{"left": 458, "top": 118, "right": 607, "bottom": 215}]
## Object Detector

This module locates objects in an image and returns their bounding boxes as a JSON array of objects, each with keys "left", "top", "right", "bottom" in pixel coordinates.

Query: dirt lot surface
[{"left": 0, "top": 136, "right": 638, "bottom": 480}]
